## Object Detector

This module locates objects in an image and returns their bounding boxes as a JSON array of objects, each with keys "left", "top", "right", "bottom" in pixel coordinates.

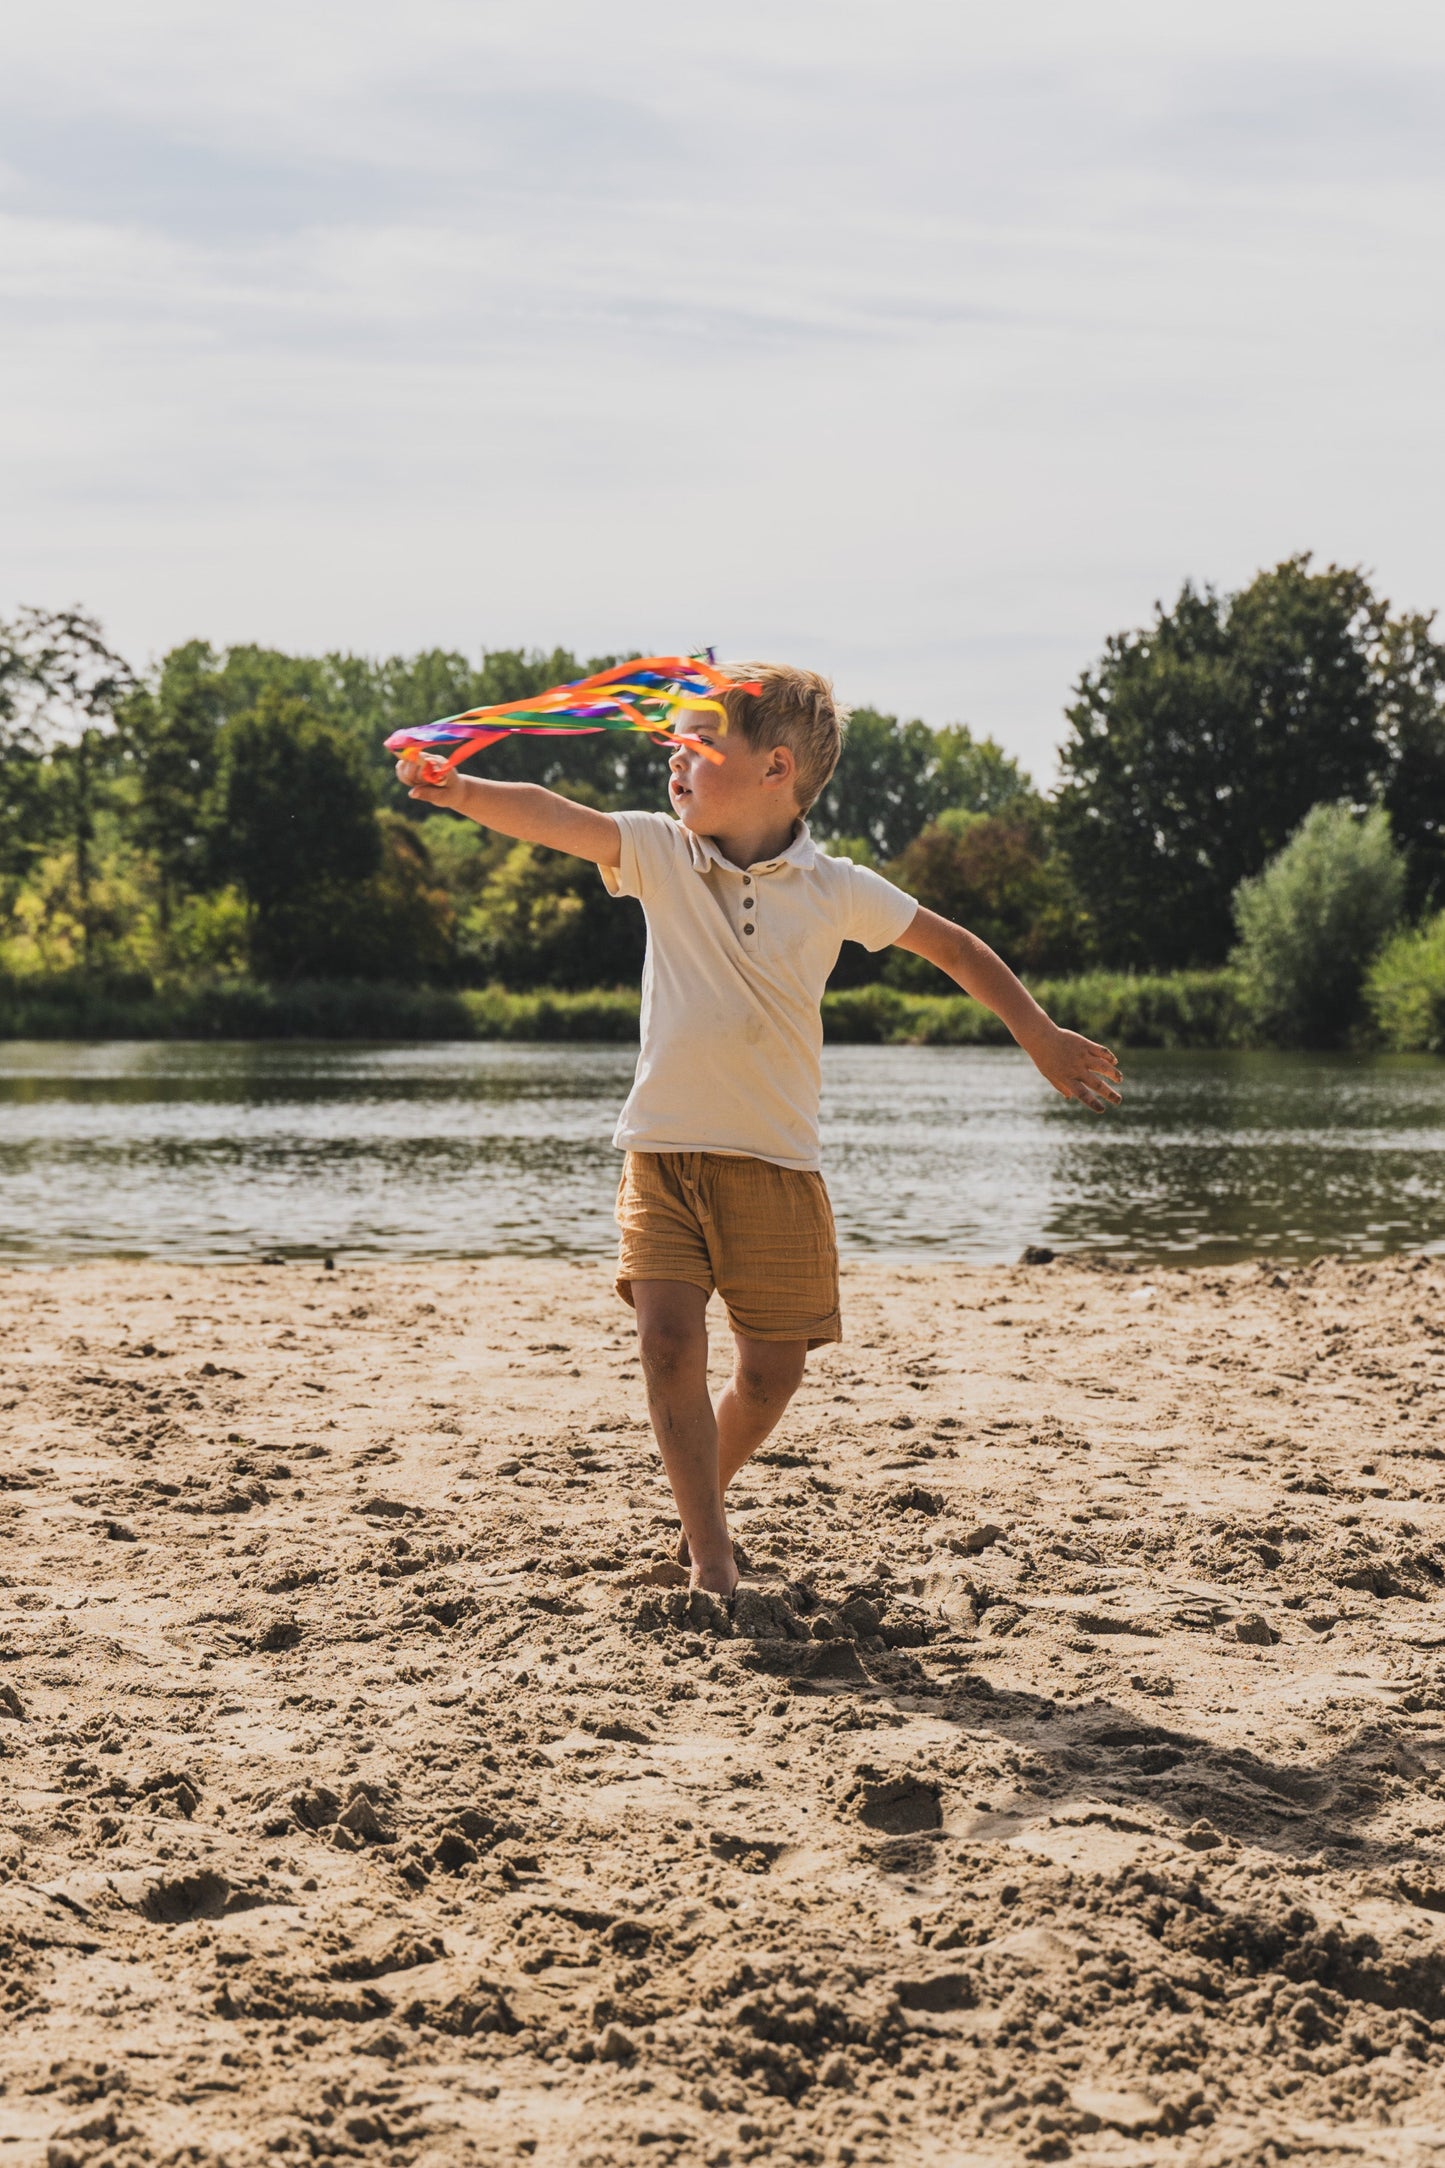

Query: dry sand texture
[{"left": 3, "top": 1253, "right": 1445, "bottom": 2167}]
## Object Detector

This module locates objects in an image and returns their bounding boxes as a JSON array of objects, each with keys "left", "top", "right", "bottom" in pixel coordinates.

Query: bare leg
[
  {"left": 676, "top": 1333, "right": 809, "bottom": 1568},
  {"left": 718, "top": 1333, "right": 808, "bottom": 1492},
  {"left": 632, "top": 1282, "right": 736, "bottom": 1597}
]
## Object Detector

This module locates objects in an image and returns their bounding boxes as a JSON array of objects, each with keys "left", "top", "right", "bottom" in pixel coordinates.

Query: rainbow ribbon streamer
[{"left": 385, "top": 654, "right": 760, "bottom": 782}]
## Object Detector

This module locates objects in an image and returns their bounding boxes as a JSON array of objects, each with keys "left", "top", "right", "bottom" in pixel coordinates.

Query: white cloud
[{"left": 2, "top": 0, "right": 1443, "bottom": 776}]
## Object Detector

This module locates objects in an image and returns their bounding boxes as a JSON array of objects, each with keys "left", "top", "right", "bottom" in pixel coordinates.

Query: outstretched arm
[
  {"left": 396, "top": 759, "right": 621, "bottom": 868},
  {"left": 893, "top": 906, "right": 1122, "bottom": 1111}
]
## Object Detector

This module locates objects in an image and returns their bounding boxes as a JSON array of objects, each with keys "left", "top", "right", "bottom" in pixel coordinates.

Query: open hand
[{"left": 1029, "top": 1026, "right": 1122, "bottom": 1111}]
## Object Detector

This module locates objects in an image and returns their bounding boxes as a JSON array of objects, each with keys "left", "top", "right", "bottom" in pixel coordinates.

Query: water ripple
[{"left": 1, "top": 1041, "right": 1441, "bottom": 1265}]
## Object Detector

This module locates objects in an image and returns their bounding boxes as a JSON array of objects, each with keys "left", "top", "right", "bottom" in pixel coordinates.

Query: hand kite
[{"left": 385, "top": 654, "right": 761, "bottom": 784}]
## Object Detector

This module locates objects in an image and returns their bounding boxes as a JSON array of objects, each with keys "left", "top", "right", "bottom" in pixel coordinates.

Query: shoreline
[
  {"left": 4, "top": 1253, "right": 1445, "bottom": 2163},
  {"left": 4, "top": 1238, "right": 1444, "bottom": 1274}
]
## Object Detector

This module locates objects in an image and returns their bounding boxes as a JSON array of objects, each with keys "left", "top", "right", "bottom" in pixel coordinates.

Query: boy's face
[{"left": 667, "top": 722, "right": 799, "bottom": 836}]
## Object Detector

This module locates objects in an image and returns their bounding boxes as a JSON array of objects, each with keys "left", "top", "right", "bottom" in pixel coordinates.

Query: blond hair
[{"left": 716, "top": 663, "right": 846, "bottom": 813}]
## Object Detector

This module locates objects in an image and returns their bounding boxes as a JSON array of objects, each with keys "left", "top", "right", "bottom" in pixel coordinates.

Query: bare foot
[
  {"left": 677, "top": 1525, "right": 739, "bottom": 1598},
  {"left": 688, "top": 1555, "right": 739, "bottom": 1600},
  {"left": 676, "top": 1530, "right": 751, "bottom": 1574}
]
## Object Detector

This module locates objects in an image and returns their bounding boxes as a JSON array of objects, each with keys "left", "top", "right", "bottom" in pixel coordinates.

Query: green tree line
[{"left": 3, "top": 555, "right": 1444, "bottom": 1047}]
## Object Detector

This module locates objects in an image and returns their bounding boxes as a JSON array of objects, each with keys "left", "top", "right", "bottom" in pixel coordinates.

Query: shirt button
[
  {"left": 743, "top": 925, "right": 755, "bottom": 935},
  {"left": 742, "top": 875, "right": 752, "bottom": 886}
]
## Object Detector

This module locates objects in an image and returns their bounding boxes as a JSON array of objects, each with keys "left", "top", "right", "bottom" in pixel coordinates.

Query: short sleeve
[
  {"left": 598, "top": 811, "right": 684, "bottom": 905},
  {"left": 841, "top": 861, "right": 918, "bottom": 952}
]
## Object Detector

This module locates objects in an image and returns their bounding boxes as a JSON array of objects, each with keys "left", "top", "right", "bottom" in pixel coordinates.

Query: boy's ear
[{"left": 762, "top": 743, "right": 798, "bottom": 794}]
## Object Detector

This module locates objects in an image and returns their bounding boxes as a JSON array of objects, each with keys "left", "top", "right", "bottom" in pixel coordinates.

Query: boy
[{"left": 398, "top": 665, "right": 1121, "bottom": 1600}]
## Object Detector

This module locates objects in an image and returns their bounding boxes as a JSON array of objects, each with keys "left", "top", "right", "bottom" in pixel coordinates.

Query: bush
[
  {"left": 1364, "top": 911, "right": 1445, "bottom": 1052},
  {"left": 883, "top": 808, "right": 1090, "bottom": 981},
  {"left": 1231, "top": 803, "right": 1405, "bottom": 1047}
]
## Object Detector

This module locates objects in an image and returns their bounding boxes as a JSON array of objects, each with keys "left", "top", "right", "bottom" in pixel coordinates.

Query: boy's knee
[
  {"left": 735, "top": 1349, "right": 806, "bottom": 1408},
  {"left": 638, "top": 1319, "right": 705, "bottom": 1388}
]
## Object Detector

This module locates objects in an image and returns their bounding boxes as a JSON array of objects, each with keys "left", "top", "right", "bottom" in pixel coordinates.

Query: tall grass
[
  {"left": 821, "top": 971, "right": 1247, "bottom": 1048},
  {"left": 0, "top": 973, "right": 591, "bottom": 1042},
  {"left": 457, "top": 988, "right": 642, "bottom": 1041},
  {"left": 0, "top": 965, "right": 1396, "bottom": 1052}
]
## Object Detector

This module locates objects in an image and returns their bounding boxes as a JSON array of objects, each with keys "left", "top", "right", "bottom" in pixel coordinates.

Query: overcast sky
[{"left": 3, "top": 0, "right": 1444, "bottom": 777}]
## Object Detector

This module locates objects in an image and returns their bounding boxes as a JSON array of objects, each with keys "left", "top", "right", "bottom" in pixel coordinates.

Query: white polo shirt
[{"left": 600, "top": 811, "right": 917, "bottom": 1171}]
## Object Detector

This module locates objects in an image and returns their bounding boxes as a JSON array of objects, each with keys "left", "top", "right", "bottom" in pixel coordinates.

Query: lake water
[{"left": 0, "top": 1041, "right": 1442, "bottom": 1267}]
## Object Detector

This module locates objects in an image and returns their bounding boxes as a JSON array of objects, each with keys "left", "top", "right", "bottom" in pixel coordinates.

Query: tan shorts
[{"left": 615, "top": 1151, "right": 841, "bottom": 1347}]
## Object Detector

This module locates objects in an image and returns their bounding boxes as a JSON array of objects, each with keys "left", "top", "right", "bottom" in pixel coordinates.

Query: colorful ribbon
[{"left": 385, "top": 654, "right": 761, "bottom": 781}]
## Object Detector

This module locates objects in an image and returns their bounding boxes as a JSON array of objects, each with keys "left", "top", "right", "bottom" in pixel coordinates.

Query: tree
[
  {"left": 1232, "top": 804, "right": 1405, "bottom": 1047},
  {"left": 282, "top": 812, "right": 454, "bottom": 983},
  {"left": 0, "top": 627, "right": 51, "bottom": 895},
  {"left": 455, "top": 782, "right": 646, "bottom": 989},
  {"left": 1375, "top": 610, "right": 1445, "bottom": 919},
  {"left": 885, "top": 808, "right": 1090, "bottom": 980},
  {"left": 932, "top": 728, "right": 1038, "bottom": 821},
  {"left": 0, "top": 608, "right": 134, "bottom": 968},
  {"left": 1054, "top": 558, "right": 1421, "bottom": 969},
  {"left": 123, "top": 637, "right": 666, "bottom": 826},
  {"left": 812, "top": 710, "right": 1035, "bottom": 863},
  {"left": 212, "top": 692, "right": 384, "bottom": 980},
  {"left": 120, "top": 640, "right": 226, "bottom": 921},
  {"left": 211, "top": 693, "right": 463, "bottom": 982}
]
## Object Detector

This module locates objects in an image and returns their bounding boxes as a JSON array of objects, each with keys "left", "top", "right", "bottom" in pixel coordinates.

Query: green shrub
[
  {"left": 883, "top": 807, "right": 1090, "bottom": 981},
  {"left": 1364, "top": 911, "right": 1445, "bottom": 1052},
  {"left": 1232, "top": 804, "right": 1405, "bottom": 1047}
]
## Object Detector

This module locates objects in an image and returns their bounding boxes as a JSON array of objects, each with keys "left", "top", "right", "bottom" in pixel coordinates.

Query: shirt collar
[{"left": 683, "top": 819, "right": 818, "bottom": 875}]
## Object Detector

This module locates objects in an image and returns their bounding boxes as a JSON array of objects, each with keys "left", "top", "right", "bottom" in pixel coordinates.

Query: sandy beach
[{"left": 3, "top": 1251, "right": 1445, "bottom": 2166}]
